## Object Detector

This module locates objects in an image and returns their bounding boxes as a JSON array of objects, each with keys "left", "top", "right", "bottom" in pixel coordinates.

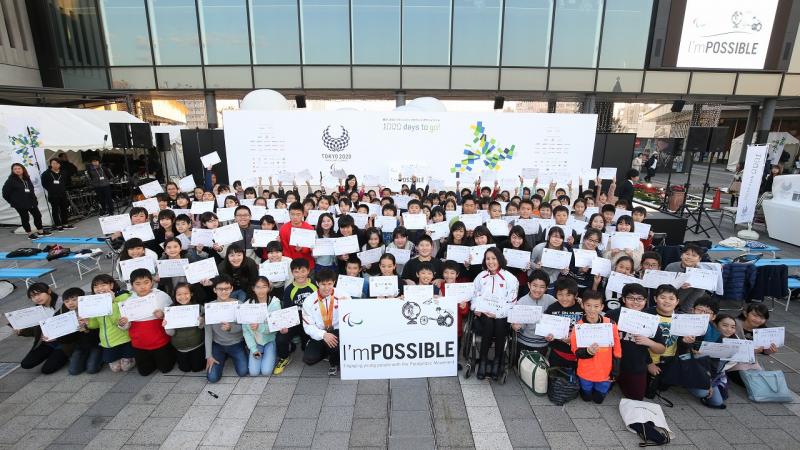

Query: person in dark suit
[
  {"left": 644, "top": 154, "right": 658, "bottom": 182},
  {"left": 615, "top": 169, "right": 639, "bottom": 210}
]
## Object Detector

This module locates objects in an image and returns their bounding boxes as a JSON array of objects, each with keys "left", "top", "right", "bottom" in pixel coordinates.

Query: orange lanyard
[{"left": 318, "top": 290, "right": 335, "bottom": 329}]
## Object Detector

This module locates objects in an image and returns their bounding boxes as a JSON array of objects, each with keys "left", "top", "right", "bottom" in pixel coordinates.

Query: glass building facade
[{"left": 35, "top": 0, "right": 800, "bottom": 99}]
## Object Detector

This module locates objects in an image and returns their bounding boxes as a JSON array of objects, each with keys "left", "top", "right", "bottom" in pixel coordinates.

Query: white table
[{"left": 762, "top": 199, "right": 800, "bottom": 246}]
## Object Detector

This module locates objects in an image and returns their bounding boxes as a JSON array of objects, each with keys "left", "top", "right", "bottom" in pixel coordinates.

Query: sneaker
[
  {"left": 55, "top": 226, "right": 64, "bottom": 232},
  {"left": 27, "top": 233, "right": 39, "bottom": 240},
  {"left": 39, "top": 230, "right": 52, "bottom": 236},
  {"left": 273, "top": 357, "right": 291, "bottom": 375},
  {"left": 580, "top": 390, "right": 592, "bottom": 402},
  {"left": 328, "top": 365, "right": 339, "bottom": 376},
  {"left": 120, "top": 357, "right": 136, "bottom": 372},
  {"left": 63, "top": 224, "right": 76, "bottom": 230},
  {"left": 700, "top": 397, "right": 726, "bottom": 409},
  {"left": 109, "top": 360, "right": 122, "bottom": 372}
]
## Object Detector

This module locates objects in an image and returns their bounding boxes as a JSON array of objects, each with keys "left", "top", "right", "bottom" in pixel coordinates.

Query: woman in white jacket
[{"left": 472, "top": 247, "right": 519, "bottom": 381}]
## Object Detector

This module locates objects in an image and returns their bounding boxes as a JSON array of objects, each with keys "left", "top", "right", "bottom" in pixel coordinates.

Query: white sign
[
  {"left": 119, "top": 295, "right": 157, "bottom": 322},
  {"left": 190, "top": 228, "right": 215, "bottom": 247},
  {"left": 312, "top": 239, "right": 336, "bottom": 257},
  {"left": 156, "top": 259, "right": 188, "bottom": 278},
  {"left": 426, "top": 221, "right": 450, "bottom": 240},
  {"left": 722, "top": 338, "right": 756, "bottom": 364},
  {"left": 183, "top": 258, "right": 219, "bottom": 284},
  {"left": 598, "top": 167, "right": 616, "bottom": 180},
  {"left": 333, "top": 235, "right": 360, "bottom": 255},
  {"left": 252, "top": 229, "right": 279, "bottom": 247},
  {"left": 289, "top": 228, "right": 316, "bottom": 248},
  {"left": 119, "top": 256, "right": 155, "bottom": 281},
  {"left": 369, "top": 276, "right": 399, "bottom": 297},
  {"left": 190, "top": 201, "right": 215, "bottom": 215},
  {"left": 642, "top": 270, "right": 681, "bottom": 289},
  {"left": 163, "top": 304, "right": 200, "bottom": 329},
  {"left": 633, "top": 222, "right": 651, "bottom": 240},
  {"left": 200, "top": 151, "right": 222, "bottom": 167},
  {"left": 609, "top": 232, "right": 640, "bottom": 250},
  {"left": 459, "top": 214, "right": 484, "bottom": 231},
  {"left": 260, "top": 260, "right": 291, "bottom": 283},
  {"left": 236, "top": 303, "right": 270, "bottom": 324},
  {"left": 508, "top": 305, "right": 543, "bottom": 324},
  {"left": 404, "top": 285, "right": 434, "bottom": 303},
  {"left": 503, "top": 248, "right": 531, "bottom": 270},
  {"left": 386, "top": 247, "right": 411, "bottom": 265},
  {"left": 486, "top": 219, "right": 509, "bottom": 236},
  {"left": 575, "top": 322, "right": 615, "bottom": 347},
  {"left": 132, "top": 197, "right": 160, "bottom": 215},
  {"left": 213, "top": 223, "right": 243, "bottom": 246},
  {"left": 204, "top": 301, "right": 238, "bottom": 325},
  {"left": 591, "top": 257, "right": 612, "bottom": 277},
  {"left": 540, "top": 248, "right": 571, "bottom": 270},
  {"left": 737, "top": 145, "right": 769, "bottom": 223},
  {"left": 685, "top": 267, "right": 718, "bottom": 291},
  {"left": 698, "top": 341, "right": 738, "bottom": 359},
  {"left": 4, "top": 306, "right": 54, "bottom": 330},
  {"left": 534, "top": 314, "right": 571, "bottom": 340},
  {"left": 337, "top": 275, "right": 365, "bottom": 298},
  {"left": 617, "top": 307, "right": 659, "bottom": 338},
  {"left": 470, "top": 244, "right": 496, "bottom": 266},
  {"left": 444, "top": 283, "right": 474, "bottom": 301},
  {"left": 402, "top": 213, "right": 426, "bottom": 230},
  {"left": 77, "top": 293, "right": 113, "bottom": 319},
  {"left": 573, "top": 249, "right": 596, "bottom": 268},
  {"left": 445, "top": 245, "right": 470, "bottom": 264},
  {"left": 39, "top": 311, "right": 80, "bottom": 340},
  {"left": 339, "top": 298, "right": 458, "bottom": 380},
  {"left": 99, "top": 214, "right": 131, "bottom": 234},
  {"left": 122, "top": 223, "right": 155, "bottom": 242},
  {"left": 605, "top": 271, "right": 640, "bottom": 297},
  {"left": 138, "top": 180, "right": 163, "bottom": 198},
  {"left": 753, "top": 327, "right": 785, "bottom": 349},
  {"left": 669, "top": 313, "right": 710, "bottom": 337},
  {"left": 515, "top": 218, "right": 540, "bottom": 235},
  {"left": 357, "top": 247, "right": 384, "bottom": 266},
  {"left": 178, "top": 175, "right": 196, "bottom": 192},
  {"left": 677, "top": 0, "right": 778, "bottom": 70},
  {"left": 375, "top": 216, "right": 398, "bottom": 233},
  {"left": 267, "top": 306, "right": 300, "bottom": 332},
  {"left": 216, "top": 207, "right": 236, "bottom": 222}
]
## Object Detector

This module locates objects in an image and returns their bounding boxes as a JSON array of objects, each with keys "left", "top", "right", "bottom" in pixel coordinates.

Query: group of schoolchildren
[{"left": 12, "top": 173, "right": 776, "bottom": 410}]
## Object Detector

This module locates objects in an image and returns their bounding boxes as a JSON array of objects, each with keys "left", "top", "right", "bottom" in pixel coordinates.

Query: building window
[
  {"left": 300, "top": 0, "right": 350, "bottom": 64},
  {"left": 402, "top": 0, "right": 451, "bottom": 65},
  {"left": 501, "top": 0, "right": 552, "bottom": 67},
  {"left": 148, "top": 0, "right": 201, "bottom": 65},
  {"left": 351, "top": 0, "right": 400, "bottom": 65},
  {"left": 452, "top": 0, "right": 502, "bottom": 66},
  {"left": 550, "top": 0, "right": 603, "bottom": 68},
  {"left": 199, "top": 0, "right": 250, "bottom": 64},
  {"left": 99, "top": 0, "right": 153, "bottom": 65},
  {"left": 598, "top": 0, "right": 652, "bottom": 69},
  {"left": 250, "top": 0, "right": 300, "bottom": 64}
]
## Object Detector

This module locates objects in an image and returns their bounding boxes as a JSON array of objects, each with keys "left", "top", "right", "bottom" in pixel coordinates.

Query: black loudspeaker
[
  {"left": 130, "top": 123, "right": 153, "bottom": 148},
  {"left": 671, "top": 100, "right": 685, "bottom": 112},
  {"left": 295, "top": 95, "right": 306, "bottom": 109},
  {"left": 155, "top": 133, "right": 171, "bottom": 152},
  {"left": 708, "top": 127, "right": 731, "bottom": 153},
  {"left": 684, "top": 127, "right": 712, "bottom": 153},
  {"left": 494, "top": 96, "right": 505, "bottom": 110},
  {"left": 109, "top": 123, "right": 129, "bottom": 148}
]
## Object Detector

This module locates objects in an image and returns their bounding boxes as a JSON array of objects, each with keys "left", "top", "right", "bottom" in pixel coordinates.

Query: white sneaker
[
  {"left": 109, "top": 360, "right": 122, "bottom": 372},
  {"left": 120, "top": 357, "right": 136, "bottom": 372}
]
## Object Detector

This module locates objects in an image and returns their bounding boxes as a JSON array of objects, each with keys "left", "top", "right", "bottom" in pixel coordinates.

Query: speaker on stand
[{"left": 155, "top": 132, "right": 171, "bottom": 183}]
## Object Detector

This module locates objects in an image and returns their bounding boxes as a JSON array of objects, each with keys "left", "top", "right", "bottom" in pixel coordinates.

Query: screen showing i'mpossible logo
[{"left": 676, "top": 0, "right": 778, "bottom": 70}]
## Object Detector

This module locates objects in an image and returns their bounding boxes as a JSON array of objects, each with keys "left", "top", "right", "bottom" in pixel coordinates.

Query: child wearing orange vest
[{"left": 570, "top": 290, "right": 621, "bottom": 404}]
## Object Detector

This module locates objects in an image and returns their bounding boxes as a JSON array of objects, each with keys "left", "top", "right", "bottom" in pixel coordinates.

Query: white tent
[
  {"left": 151, "top": 125, "right": 186, "bottom": 180},
  {"left": 727, "top": 131, "right": 800, "bottom": 172},
  {"left": 0, "top": 106, "right": 143, "bottom": 228}
]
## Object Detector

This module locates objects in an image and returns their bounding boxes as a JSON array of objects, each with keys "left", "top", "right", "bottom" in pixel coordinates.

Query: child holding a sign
[
  {"left": 512, "top": 270, "right": 556, "bottom": 354},
  {"left": 606, "top": 284, "right": 666, "bottom": 400},
  {"left": 569, "top": 291, "right": 621, "bottom": 404},
  {"left": 276, "top": 259, "right": 318, "bottom": 375},
  {"left": 85, "top": 275, "right": 135, "bottom": 373},
  {"left": 531, "top": 227, "right": 572, "bottom": 290},
  {"left": 665, "top": 244, "right": 708, "bottom": 313},
  {"left": 645, "top": 285, "right": 683, "bottom": 398},
  {"left": 544, "top": 278, "right": 584, "bottom": 370},
  {"left": 17, "top": 283, "right": 68, "bottom": 374},
  {"left": 163, "top": 282, "right": 205, "bottom": 373},
  {"left": 205, "top": 276, "right": 248, "bottom": 382},
  {"left": 603, "top": 215, "right": 643, "bottom": 271},
  {"left": 60, "top": 287, "right": 103, "bottom": 375},
  {"left": 302, "top": 269, "right": 347, "bottom": 376},
  {"left": 242, "top": 277, "right": 283, "bottom": 376}
]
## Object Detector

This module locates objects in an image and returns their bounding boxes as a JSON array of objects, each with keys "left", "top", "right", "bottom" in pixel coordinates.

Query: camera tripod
[{"left": 675, "top": 153, "right": 724, "bottom": 239}]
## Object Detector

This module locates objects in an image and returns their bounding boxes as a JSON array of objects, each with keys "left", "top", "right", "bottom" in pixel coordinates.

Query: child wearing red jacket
[
  {"left": 279, "top": 202, "right": 315, "bottom": 270},
  {"left": 118, "top": 268, "right": 175, "bottom": 376},
  {"left": 570, "top": 290, "right": 621, "bottom": 404}
]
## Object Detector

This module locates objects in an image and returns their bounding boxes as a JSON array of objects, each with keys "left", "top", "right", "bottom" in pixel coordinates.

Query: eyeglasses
[
  {"left": 625, "top": 295, "right": 647, "bottom": 303},
  {"left": 235, "top": 213, "right": 251, "bottom": 218},
  {"left": 693, "top": 307, "right": 714, "bottom": 315},
  {"left": 585, "top": 239, "right": 600, "bottom": 244},
  {"left": 214, "top": 287, "right": 232, "bottom": 292}
]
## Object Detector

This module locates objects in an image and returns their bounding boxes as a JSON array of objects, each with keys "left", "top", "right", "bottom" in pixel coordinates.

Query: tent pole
[{"left": 27, "top": 126, "right": 53, "bottom": 230}]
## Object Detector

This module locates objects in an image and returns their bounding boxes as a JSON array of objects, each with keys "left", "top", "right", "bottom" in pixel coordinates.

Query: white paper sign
[
  {"left": 605, "top": 271, "right": 640, "bottom": 296},
  {"left": 609, "top": 232, "right": 640, "bottom": 250},
  {"left": 357, "top": 247, "right": 384, "bottom": 266},
  {"left": 99, "top": 214, "right": 131, "bottom": 234},
  {"left": 426, "top": 221, "right": 450, "bottom": 240},
  {"left": 204, "top": 301, "right": 238, "bottom": 324},
  {"left": 119, "top": 256, "right": 155, "bottom": 281},
  {"left": 4, "top": 306, "right": 55, "bottom": 330},
  {"left": 444, "top": 283, "right": 473, "bottom": 301},
  {"left": 402, "top": 213, "right": 427, "bottom": 230},
  {"left": 39, "top": 311, "right": 79, "bottom": 339},
  {"left": 236, "top": 303, "right": 270, "bottom": 324},
  {"left": 722, "top": 338, "right": 756, "bottom": 364},
  {"left": 508, "top": 305, "right": 543, "bottom": 324},
  {"left": 575, "top": 322, "right": 615, "bottom": 347},
  {"left": 375, "top": 216, "right": 398, "bottom": 233},
  {"left": 445, "top": 245, "right": 470, "bottom": 264},
  {"left": 617, "top": 307, "right": 659, "bottom": 338},
  {"left": 698, "top": 341, "right": 739, "bottom": 359},
  {"left": 216, "top": 207, "right": 236, "bottom": 222},
  {"left": 163, "top": 304, "right": 200, "bottom": 329},
  {"left": 190, "top": 228, "right": 215, "bottom": 247},
  {"left": 119, "top": 295, "right": 157, "bottom": 322},
  {"left": 404, "top": 285, "right": 434, "bottom": 303},
  {"left": 503, "top": 248, "right": 531, "bottom": 270},
  {"left": 268, "top": 306, "right": 301, "bottom": 332},
  {"left": 642, "top": 270, "right": 678, "bottom": 289},
  {"left": 470, "top": 244, "right": 496, "bottom": 266},
  {"left": 753, "top": 327, "right": 785, "bottom": 349},
  {"left": 685, "top": 267, "right": 717, "bottom": 291},
  {"left": 156, "top": 259, "right": 188, "bottom": 278},
  {"left": 541, "top": 248, "right": 572, "bottom": 270},
  {"left": 122, "top": 223, "right": 155, "bottom": 242},
  {"left": 369, "top": 276, "right": 399, "bottom": 297},
  {"left": 515, "top": 218, "right": 540, "bottom": 235},
  {"left": 178, "top": 175, "right": 196, "bottom": 192},
  {"left": 77, "top": 293, "right": 113, "bottom": 319},
  {"left": 305, "top": 209, "right": 324, "bottom": 226},
  {"left": 312, "top": 238, "right": 336, "bottom": 257},
  {"left": 138, "top": 180, "right": 163, "bottom": 198},
  {"left": 386, "top": 247, "right": 411, "bottom": 265},
  {"left": 269, "top": 208, "right": 290, "bottom": 223},
  {"left": 634, "top": 222, "right": 652, "bottom": 240},
  {"left": 334, "top": 235, "right": 360, "bottom": 255},
  {"left": 598, "top": 167, "right": 616, "bottom": 180},
  {"left": 200, "top": 151, "right": 221, "bottom": 167},
  {"left": 189, "top": 201, "right": 214, "bottom": 215},
  {"left": 534, "top": 314, "right": 571, "bottom": 339},
  {"left": 213, "top": 223, "right": 243, "bottom": 246},
  {"left": 252, "top": 229, "right": 279, "bottom": 247},
  {"left": 573, "top": 249, "right": 596, "bottom": 268},
  {"left": 183, "top": 258, "right": 219, "bottom": 284},
  {"left": 486, "top": 219, "right": 509, "bottom": 236},
  {"left": 459, "top": 214, "right": 484, "bottom": 231},
  {"left": 289, "top": 227, "right": 316, "bottom": 248},
  {"left": 337, "top": 275, "right": 365, "bottom": 298},
  {"left": 259, "top": 260, "right": 291, "bottom": 283},
  {"left": 669, "top": 313, "right": 710, "bottom": 337},
  {"left": 591, "top": 257, "right": 612, "bottom": 277}
]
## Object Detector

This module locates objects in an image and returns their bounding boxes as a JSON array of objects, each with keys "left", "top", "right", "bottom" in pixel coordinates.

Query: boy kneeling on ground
[{"left": 302, "top": 268, "right": 350, "bottom": 376}]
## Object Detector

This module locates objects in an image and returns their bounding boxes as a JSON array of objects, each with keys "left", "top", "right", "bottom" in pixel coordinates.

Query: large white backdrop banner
[
  {"left": 736, "top": 144, "right": 768, "bottom": 224},
  {"left": 338, "top": 298, "right": 458, "bottom": 380},
  {"left": 223, "top": 111, "right": 597, "bottom": 188}
]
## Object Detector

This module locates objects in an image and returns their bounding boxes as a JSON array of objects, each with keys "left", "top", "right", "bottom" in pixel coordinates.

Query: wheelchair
[{"left": 461, "top": 311, "right": 517, "bottom": 384}]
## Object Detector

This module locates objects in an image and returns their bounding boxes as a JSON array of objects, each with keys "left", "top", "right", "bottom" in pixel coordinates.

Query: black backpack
[{"left": 6, "top": 248, "right": 41, "bottom": 258}]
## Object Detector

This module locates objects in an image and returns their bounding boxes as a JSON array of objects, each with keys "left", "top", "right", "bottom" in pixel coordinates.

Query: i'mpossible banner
[{"left": 338, "top": 298, "right": 458, "bottom": 380}]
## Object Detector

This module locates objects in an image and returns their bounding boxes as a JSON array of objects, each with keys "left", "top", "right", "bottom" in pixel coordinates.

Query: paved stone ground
[{"left": 0, "top": 208, "right": 799, "bottom": 449}]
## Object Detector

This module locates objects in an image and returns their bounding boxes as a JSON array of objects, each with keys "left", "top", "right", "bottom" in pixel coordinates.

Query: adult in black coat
[
  {"left": 41, "top": 158, "right": 74, "bottom": 230},
  {"left": 615, "top": 169, "right": 639, "bottom": 210},
  {"left": 644, "top": 154, "right": 658, "bottom": 182},
  {"left": 1, "top": 163, "right": 51, "bottom": 238},
  {"left": 56, "top": 153, "right": 78, "bottom": 178}
]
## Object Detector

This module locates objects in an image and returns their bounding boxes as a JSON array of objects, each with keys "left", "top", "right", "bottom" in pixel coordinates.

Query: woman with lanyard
[
  {"left": 41, "top": 158, "right": 75, "bottom": 231},
  {"left": 2, "top": 163, "right": 51, "bottom": 239}
]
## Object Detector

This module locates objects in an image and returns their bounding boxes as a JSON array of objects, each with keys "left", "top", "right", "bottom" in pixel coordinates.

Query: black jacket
[
  {"left": 87, "top": 165, "right": 112, "bottom": 187},
  {"left": 41, "top": 169, "right": 70, "bottom": 197},
  {"left": 2, "top": 176, "right": 38, "bottom": 209},
  {"left": 616, "top": 180, "right": 635, "bottom": 207}
]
